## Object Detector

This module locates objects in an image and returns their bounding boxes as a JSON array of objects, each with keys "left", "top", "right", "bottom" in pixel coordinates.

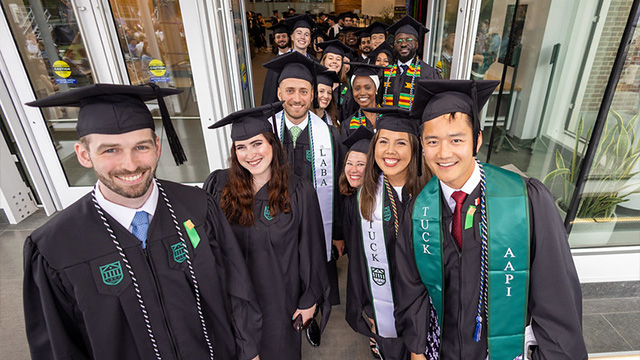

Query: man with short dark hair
[
  {"left": 381, "top": 16, "right": 441, "bottom": 110},
  {"left": 23, "top": 84, "right": 262, "bottom": 360},
  {"left": 395, "top": 79, "right": 588, "bottom": 360}
]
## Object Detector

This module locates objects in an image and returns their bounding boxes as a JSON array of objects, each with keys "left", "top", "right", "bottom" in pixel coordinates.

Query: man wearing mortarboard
[
  {"left": 23, "top": 84, "right": 262, "bottom": 359},
  {"left": 366, "top": 21, "right": 389, "bottom": 51},
  {"left": 354, "top": 28, "right": 373, "bottom": 62},
  {"left": 261, "top": 21, "right": 292, "bottom": 105},
  {"left": 264, "top": 51, "right": 345, "bottom": 347},
  {"left": 393, "top": 80, "right": 588, "bottom": 360},
  {"left": 381, "top": 15, "right": 441, "bottom": 110}
]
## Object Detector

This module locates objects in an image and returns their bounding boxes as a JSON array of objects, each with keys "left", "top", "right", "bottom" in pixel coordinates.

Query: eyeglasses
[{"left": 395, "top": 38, "right": 416, "bottom": 45}]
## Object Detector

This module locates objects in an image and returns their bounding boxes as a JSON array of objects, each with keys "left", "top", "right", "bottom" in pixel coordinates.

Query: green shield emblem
[
  {"left": 264, "top": 206, "right": 274, "bottom": 221},
  {"left": 306, "top": 150, "right": 313, "bottom": 162},
  {"left": 100, "top": 261, "right": 123, "bottom": 286},
  {"left": 171, "top": 242, "right": 187, "bottom": 263},
  {"left": 383, "top": 206, "right": 391, "bottom": 222}
]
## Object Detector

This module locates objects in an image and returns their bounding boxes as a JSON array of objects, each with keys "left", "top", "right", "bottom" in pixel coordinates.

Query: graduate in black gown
[
  {"left": 316, "top": 39, "right": 356, "bottom": 124},
  {"left": 263, "top": 51, "right": 344, "bottom": 346},
  {"left": 203, "top": 102, "right": 331, "bottom": 360},
  {"left": 340, "top": 63, "right": 386, "bottom": 140},
  {"left": 344, "top": 107, "right": 428, "bottom": 360},
  {"left": 381, "top": 16, "right": 441, "bottom": 110},
  {"left": 262, "top": 22, "right": 292, "bottom": 105},
  {"left": 394, "top": 80, "right": 588, "bottom": 359},
  {"left": 23, "top": 84, "right": 261, "bottom": 360}
]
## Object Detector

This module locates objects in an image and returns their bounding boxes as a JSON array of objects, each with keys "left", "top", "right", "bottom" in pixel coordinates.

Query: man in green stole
[
  {"left": 393, "top": 80, "right": 587, "bottom": 359},
  {"left": 381, "top": 16, "right": 441, "bottom": 110}
]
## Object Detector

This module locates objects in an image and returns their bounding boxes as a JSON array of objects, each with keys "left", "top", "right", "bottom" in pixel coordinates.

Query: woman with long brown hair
[
  {"left": 203, "top": 103, "right": 330, "bottom": 360},
  {"left": 344, "top": 107, "right": 428, "bottom": 360}
]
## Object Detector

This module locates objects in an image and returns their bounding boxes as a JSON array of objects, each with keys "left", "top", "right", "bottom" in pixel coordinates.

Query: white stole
[{"left": 359, "top": 175, "right": 397, "bottom": 338}]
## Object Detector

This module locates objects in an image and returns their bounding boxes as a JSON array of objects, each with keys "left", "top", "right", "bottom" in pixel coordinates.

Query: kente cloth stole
[
  {"left": 411, "top": 163, "right": 531, "bottom": 359},
  {"left": 273, "top": 110, "right": 335, "bottom": 261},
  {"left": 349, "top": 115, "right": 366, "bottom": 129},
  {"left": 357, "top": 174, "right": 397, "bottom": 338},
  {"left": 383, "top": 63, "right": 421, "bottom": 109}
]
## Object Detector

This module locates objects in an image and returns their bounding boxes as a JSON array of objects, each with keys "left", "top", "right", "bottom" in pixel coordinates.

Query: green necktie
[{"left": 290, "top": 126, "right": 302, "bottom": 148}]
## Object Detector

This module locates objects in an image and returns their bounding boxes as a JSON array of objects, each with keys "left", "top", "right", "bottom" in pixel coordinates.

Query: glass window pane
[
  {"left": 108, "top": 0, "right": 209, "bottom": 183},
  {"left": 469, "top": 0, "right": 639, "bottom": 248},
  {"left": 1, "top": 0, "right": 95, "bottom": 186},
  {"left": 431, "top": 0, "right": 460, "bottom": 79}
]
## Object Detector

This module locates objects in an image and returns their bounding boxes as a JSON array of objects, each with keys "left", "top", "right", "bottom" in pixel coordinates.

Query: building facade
[{"left": 1, "top": 0, "right": 638, "bottom": 284}]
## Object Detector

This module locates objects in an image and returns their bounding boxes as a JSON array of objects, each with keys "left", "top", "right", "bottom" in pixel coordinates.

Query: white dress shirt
[
  {"left": 440, "top": 161, "right": 481, "bottom": 214},
  {"left": 95, "top": 179, "right": 158, "bottom": 232}
]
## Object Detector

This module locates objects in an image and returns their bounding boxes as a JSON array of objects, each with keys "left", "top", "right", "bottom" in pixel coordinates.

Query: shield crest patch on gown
[
  {"left": 383, "top": 206, "right": 391, "bottom": 222},
  {"left": 371, "top": 267, "right": 386, "bottom": 286},
  {"left": 264, "top": 206, "right": 274, "bottom": 221},
  {"left": 100, "top": 261, "right": 123, "bottom": 285},
  {"left": 171, "top": 242, "right": 187, "bottom": 263},
  {"left": 306, "top": 150, "right": 313, "bottom": 162}
]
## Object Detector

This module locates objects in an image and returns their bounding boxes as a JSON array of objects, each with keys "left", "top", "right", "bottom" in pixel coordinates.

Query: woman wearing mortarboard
[
  {"left": 343, "top": 107, "right": 430, "bottom": 360},
  {"left": 203, "top": 102, "right": 331, "bottom": 360}
]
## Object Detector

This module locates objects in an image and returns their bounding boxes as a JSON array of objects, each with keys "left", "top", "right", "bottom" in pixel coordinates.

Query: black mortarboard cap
[
  {"left": 268, "top": 22, "right": 289, "bottom": 34},
  {"left": 285, "top": 15, "right": 316, "bottom": 31},
  {"left": 312, "top": 28, "right": 329, "bottom": 41},
  {"left": 339, "top": 26, "right": 359, "bottom": 34},
  {"left": 263, "top": 51, "right": 327, "bottom": 108},
  {"left": 410, "top": 79, "right": 499, "bottom": 155},
  {"left": 348, "top": 62, "right": 386, "bottom": 78},
  {"left": 365, "top": 21, "right": 389, "bottom": 35},
  {"left": 317, "top": 68, "right": 340, "bottom": 86},
  {"left": 338, "top": 12, "right": 352, "bottom": 20},
  {"left": 361, "top": 106, "right": 418, "bottom": 135},
  {"left": 316, "top": 39, "right": 354, "bottom": 57},
  {"left": 26, "top": 83, "right": 187, "bottom": 165},
  {"left": 209, "top": 101, "right": 284, "bottom": 141},
  {"left": 354, "top": 28, "right": 371, "bottom": 38},
  {"left": 367, "top": 41, "right": 393, "bottom": 63},
  {"left": 387, "top": 15, "right": 428, "bottom": 38},
  {"left": 342, "top": 125, "right": 373, "bottom": 154}
]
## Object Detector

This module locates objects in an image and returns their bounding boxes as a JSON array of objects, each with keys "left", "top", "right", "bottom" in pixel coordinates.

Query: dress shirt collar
[
  {"left": 440, "top": 161, "right": 481, "bottom": 213},
  {"left": 94, "top": 179, "right": 158, "bottom": 231}
]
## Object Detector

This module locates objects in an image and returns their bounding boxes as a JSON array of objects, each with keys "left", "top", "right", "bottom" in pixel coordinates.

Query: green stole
[{"left": 412, "top": 163, "right": 531, "bottom": 359}]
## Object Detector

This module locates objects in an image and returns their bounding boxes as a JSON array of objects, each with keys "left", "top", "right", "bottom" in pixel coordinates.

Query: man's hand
[
  {"left": 411, "top": 353, "right": 426, "bottom": 360},
  {"left": 333, "top": 239, "right": 345, "bottom": 258},
  {"left": 292, "top": 303, "right": 317, "bottom": 325}
]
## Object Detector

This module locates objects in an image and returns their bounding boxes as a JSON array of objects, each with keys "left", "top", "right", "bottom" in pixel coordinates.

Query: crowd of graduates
[{"left": 21, "top": 12, "right": 588, "bottom": 360}]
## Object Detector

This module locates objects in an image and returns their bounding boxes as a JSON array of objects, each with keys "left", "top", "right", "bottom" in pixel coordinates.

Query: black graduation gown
[
  {"left": 394, "top": 178, "right": 588, "bottom": 359},
  {"left": 280, "top": 119, "right": 345, "bottom": 306},
  {"left": 203, "top": 170, "right": 331, "bottom": 360},
  {"left": 344, "top": 186, "right": 410, "bottom": 360},
  {"left": 383, "top": 58, "right": 441, "bottom": 108},
  {"left": 23, "top": 180, "right": 261, "bottom": 360},
  {"left": 339, "top": 109, "right": 376, "bottom": 141}
]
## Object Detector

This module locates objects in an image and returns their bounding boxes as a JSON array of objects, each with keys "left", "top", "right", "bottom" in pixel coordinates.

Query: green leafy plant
[{"left": 543, "top": 110, "right": 640, "bottom": 219}]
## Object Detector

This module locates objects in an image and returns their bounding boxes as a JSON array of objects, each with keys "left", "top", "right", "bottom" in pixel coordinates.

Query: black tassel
[
  {"left": 471, "top": 80, "right": 479, "bottom": 156},
  {"left": 149, "top": 83, "right": 187, "bottom": 166},
  {"left": 312, "top": 63, "right": 319, "bottom": 109}
]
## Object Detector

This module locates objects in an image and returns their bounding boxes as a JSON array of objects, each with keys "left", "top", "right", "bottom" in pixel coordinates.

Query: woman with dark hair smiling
[
  {"left": 344, "top": 107, "right": 428, "bottom": 360},
  {"left": 203, "top": 102, "right": 330, "bottom": 360},
  {"left": 340, "top": 63, "right": 386, "bottom": 140}
]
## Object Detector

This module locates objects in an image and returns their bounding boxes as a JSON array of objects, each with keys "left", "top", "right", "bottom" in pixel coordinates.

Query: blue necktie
[
  {"left": 400, "top": 64, "right": 409, "bottom": 74},
  {"left": 131, "top": 211, "right": 149, "bottom": 248}
]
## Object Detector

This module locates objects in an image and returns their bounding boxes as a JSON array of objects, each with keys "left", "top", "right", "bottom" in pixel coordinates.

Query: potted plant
[{"left": 543, "top": 111, "right": 640, "bottom": 245}]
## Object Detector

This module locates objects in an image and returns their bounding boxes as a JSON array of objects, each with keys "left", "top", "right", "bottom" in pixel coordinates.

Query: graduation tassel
[
  {"left": 149, "top": 83, "right": 187, "bottom": 166},
  {"left": 474, "top": 315, "right": 483, "bottom": 342},
  {"left": 471, "top": 80, "right": 480, "bottom": 156}
]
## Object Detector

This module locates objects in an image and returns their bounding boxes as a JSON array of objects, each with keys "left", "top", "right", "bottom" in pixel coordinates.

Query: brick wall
[
  {"left": 335, "top": 0, "right": 362, "bottom": 16},
  {"left": 581, "top": 0, "right": 633, "bottom": 114}
]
